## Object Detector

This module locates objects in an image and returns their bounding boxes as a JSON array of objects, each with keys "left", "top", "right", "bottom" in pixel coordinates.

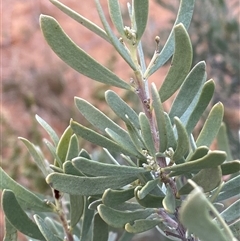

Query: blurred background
[{"left": 1, "top": 0, "right": 239, "bottom": 240}]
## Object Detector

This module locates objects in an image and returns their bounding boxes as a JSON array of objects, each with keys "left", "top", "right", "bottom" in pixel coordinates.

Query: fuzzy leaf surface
[
  {"left": 2, "top": 190, "right": 45, "bottom": 240},
  {"left": 46, "top": 173, "right": 138, "bottom": 196},
  {"left": 40, "top": 15, "right": 131, "bottom": 89},
  {"left": 159, "top": 23, "right": 192, "bottom": 102},
  {"left": 148, "top": 0, "right": 195, "bottom": 76}
]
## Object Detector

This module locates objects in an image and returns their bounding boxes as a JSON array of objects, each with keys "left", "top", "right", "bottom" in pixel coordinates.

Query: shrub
[{"left": 1, "top": 0, "right": 239, "bottom": 241}]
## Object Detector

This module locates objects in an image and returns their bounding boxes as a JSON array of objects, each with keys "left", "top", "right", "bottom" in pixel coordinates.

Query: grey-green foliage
[{"left": 1, "top": 0, "right": 240, "bottom": 241}]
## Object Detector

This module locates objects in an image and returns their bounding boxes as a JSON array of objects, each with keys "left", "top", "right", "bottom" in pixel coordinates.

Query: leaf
[
  {"left": 196, "top": 102, "right": 224, "bottom": 147},
  {"left": 163, "top": 151, "right": 226, "bottom": 176},
  {"left": 0, "top": 168, "right": 53, "bottom": 212},
  {"left": 3, "top": 217, "right": 17, "bottom": 241},
  {"left": 162, "top": 184, "right": 176, "bottom": 214},
  {"left": 185, "top": 79, "right": 215, "bottom": 134},
  {"left": 70, "top": 195, "right": 84, "bottom": 228},
  {"left": 220, "top": 199, "right": 240, "bottom": 225},
  {"left": 134, "top": 0, "right": 149, "bottom": 41},
  {"left": 98, "top": 204, "right": 154, "bottom": 228},
  {"left": 125, "top": 219, "right": 161, "bottom": 233},
  {"left": 102, "top": 188, "right": 135, "bottom": 207},
  {"left": 36, "top": 115, "right": 59, "bottom": 146},
  {"left": 164, "top": 113, "right": 177, "bottom": 150},
  {"left": 151, "top": 83, "right": 167, "bottom": 152},
  {"left": 147, "top": 0, "right": 195, "bottom": 76},
  {"left": 94, "top": 0, "right": 137, "bottom": 70},
  {"left": 19, "top": 137, "right": 50, "bottom": 177},
  {"left": 43, "top": 139, "right": 62, "bottom": 167},
  {"left": 108, "top": 0, "right": 125, "bottom": 36},
  {"left": 71, "top": 120, "right": 130, "bottom": 155},
  {"left": 136, "top": 179, "right": 159, "bottom": 200},
  {"left": 56, "top": 125, "right": 73, "bottom": 167},
  {"left": 63, "top": 161, "right": 84, "bottom": 176},
  {"left": 179, "top": 181, "right": 234, "bottom": 241},
  {"left": 2, "top": 190, "right": 45, "bottom": 240},
  {"left": 34, "top": 215, "right": 61, "bottom": 241},
  {"left": 169, "top": 61, "right": 206, "bottom": 121},
  {"left": 46, "top": 172, "right": 138, "bottom": 196},
  {"left": 49, "top": 0, "right": 109, "bottom": 42},
  {"left": 172, "top": 117, "right": 189, "bottom": 163},
  {"left": 139, "top": 112, "right": 156, "bottom": 156},
  {"left": 229, "top": 220, "right": 240, "bottom": 240},
  {"left": 73, "top": 157, "right": 148, "bottom": 176},
  {"left": 216, "top": 175, "right": 240, "bottom": 202},
  {"left": 105, "top": 90, "right": 140, "bottom": 129},
  {"left": 178, "top": 167, "right": 222, "bottom": 195},
  {"left": 186, "top": 146, "right": 209, "bottom": 162},
  {"left": 66, "top": 134, "right": 79, "bottom": 161},
  {"left": 93, "top": 213, "right": 108, "bottom": 241},
  {"left": 221, "top": 161, "right": 240, "bottom": 175},
  {"left": 217, "top": 123, "right": 233, "bottom": 161},
  {"left": 40, "top": 15, "right": 131, "bottom": 89},
  {"left": 105, "top": 128, "right": 145, "bottom": 159},
  {"left": 159, "top": 23, "right": 192, "bottom": 102},
  {"left": 80, "top": 197, "right": 95, "bottom": 241},
  {"left": 74, "top": 97, "right": 129, "bottom": 138}
]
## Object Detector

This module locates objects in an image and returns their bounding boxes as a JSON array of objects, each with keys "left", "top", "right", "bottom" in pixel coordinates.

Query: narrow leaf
[
  {"left": 108, "top": 0, "right": 125, "bottom": 36},
  {"left": 164, "top": 113, "right": 177, "bottom": 150},
  {"left": 73, "top": 157, "right": 148, "bottom": 176},
  {"left": 71, "top": 120, "right": 130, "bottom": 155},
  {"left": 151, "top": 83, "right": 167, "bottom": 152},
  {"left": 102, "top": 188, "right": 135, "bottom": 207},
  {"left": 185, "top": 79, "right": 215, "bottom": 134},
  {"left": 159, "top": 23, "right": 192, "bottom": 102},
  {"left": 134, "top": 0, "right": 149, "bottom": 40},
  {"left": 0, "top": 168, "right": 53, "bottom": 212},
  {"left": 66, "top": 134, "right": 79, "bottom": 161},
  {"left": 105, "top": 90, "right": 140, "bottom": 129},
  {"left": 179, "top": 182, "right": 234, "bottom": 241},
  {"left": 139, "top": 113, "right": 156, "bottom": 156},
  {"left": 216, "top": 175, "right": 240, "bottom": 202},
  {"left": 93, "top": 213, "right": 108, "bottom": 241},
  {"left": 34, "top": 215, "right": 60, "bottom": 241},
  {"left": 137, "top": 179, "right": 159, "bottom": 200},
  {"left": 220, "top": 199, "right": 240, "bottom": 225},
  {"left": 178, "top": 167, "right": 222, "bottom": 195},
  {"left": 221, "top": 161, "right": 240, "bottom": 175},
  {"left": 163, "top": 151, "right": 226, "bottom": 176},
  {"left": 40, "top": 15, "right": 131, "bottom": 89},
  {"left": 169, "top": 61, "right": 206, "bottom": 121},
  {"left": 2, "top": 190, "right": 45, "bottom": 240},
  {"left": 98, "top": 204, "right": 154, "bottom": 228},
  {"left": 70, "top": 195, "right": 84, "bottom": 228},
  {"left": 162, "top": 184, "right": 176, "bottom": 213},
  {"left": 36, "top": 115, "right": 59, "bottom": 146},
  {"left": 196, "top": 102, "right": 224, "bottom": 147},
  {"left": 148, "top": 0, "right": 195, "bottom": 76},
  {"left": 56, "top": 125, "right": 73, "bottom": 166},
  {"left": 43, "top": 139, "right": 62, "bottom": 167},
  {"left": 125, "top": 219, "right": 161, "bottom": 233},
  {"left": 186, "top": 146, "right": 209, "bottom": 162},
  {"left": 63, "top": 161, "right": 84, "bottom": 176},
  {"left": 19, "top": 137, "right": 50, "bottom": 177},
  {"left": 3, "top": 217, "right": 17, "bottom": 241},
  {"left": 46, "top": 172, "right": 138, "bottom": 196},
  {"left": 105, "top": 128, "right": 145, "bottom": 159},
  {"left": 94, "top": 0, "right": 137, "bottom": 70},
  {"left": 74, "top": 97, "right": 129, "bottom": 138},
  {"left": 80, "top": 197, "right": 95, "bottom": 241},
  {"left": 217, "top": 123, "right": 233, "bottom": 161},
  {"left": 172, "top": 117, "right": 189, "bottom": 163},
  {"left": 49, "top": 0, "right": 109, "bottom": 42}
]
